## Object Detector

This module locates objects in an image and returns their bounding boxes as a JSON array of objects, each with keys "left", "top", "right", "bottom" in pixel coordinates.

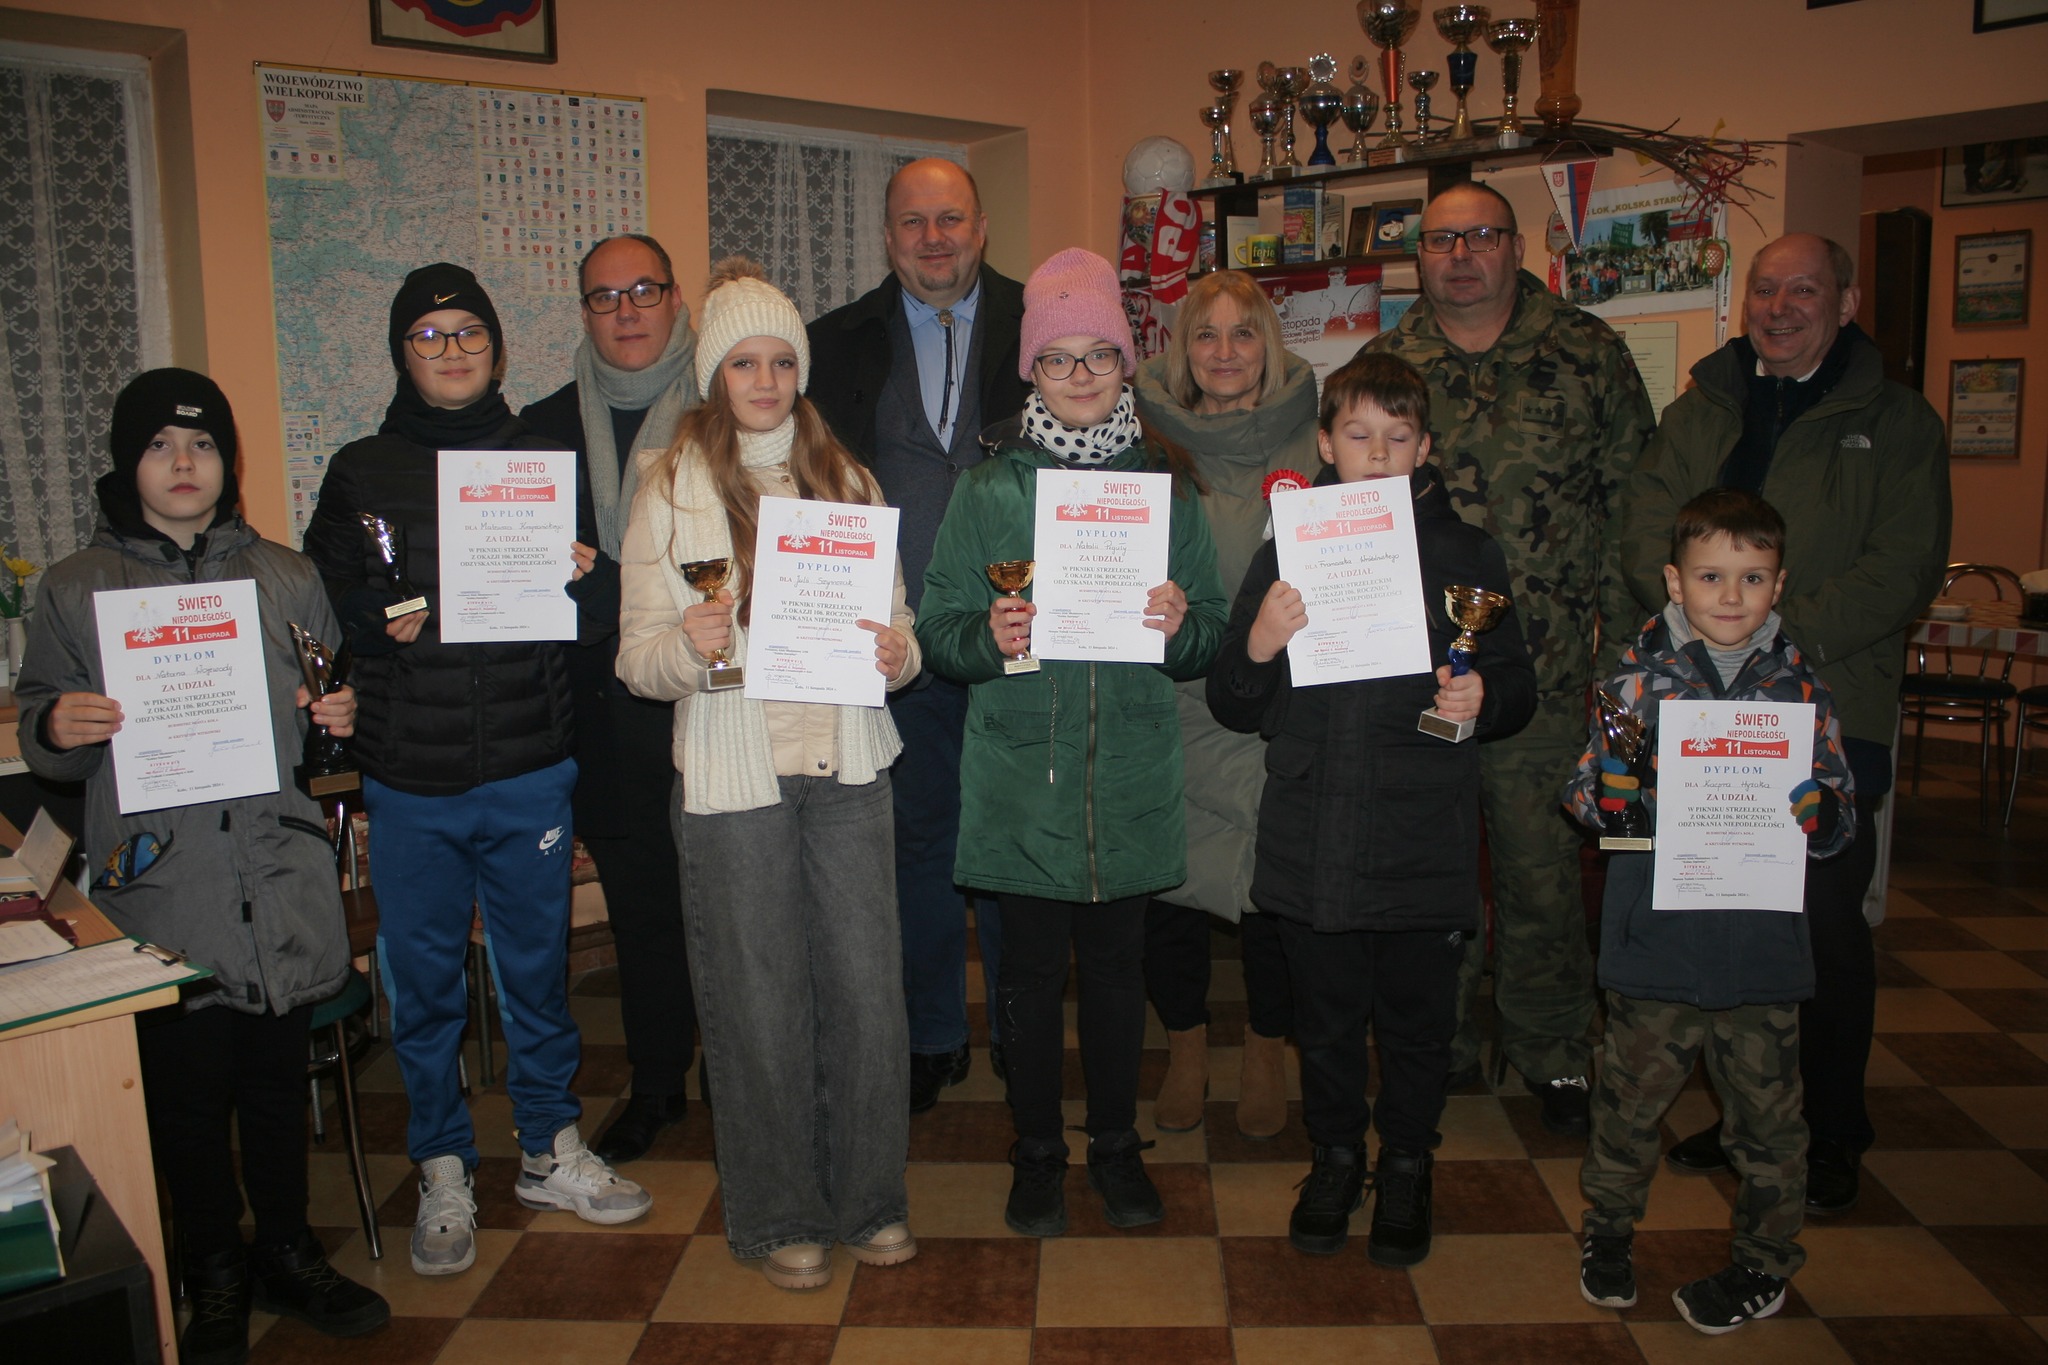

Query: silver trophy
[
  {"left": 289, "top": 622, "right": 359, "bottom": 797},
  {"left": 1247, "top": 89, "right": 1283, "bottom": 179},
  {"left": 1486, "top": 15, "right": 1538, "bottom": 144},
  {"left": 1299, "top": 54, "right": 1344, "bottom": 167},
  {"left": 1359, "top": 0, "right": 1421, "bottom": 150},
  {"left": 359, "top": 513, "right": 428, "bottom": 619},
  {"left": 1205, "top": 69, "right": 1243, "bottom": 179},
  {"left": 1200, "top": 105, "right": 1234, "bottom": 183},
  {"left": 1340, "top": 72, "right": 1382, "bottom": 163},
  {"left": 1434, "top": 5, "right": 1491, "bottom": 142},
  {"left": 1408, "top": 69, "right": 1440, "bottom": 145}
]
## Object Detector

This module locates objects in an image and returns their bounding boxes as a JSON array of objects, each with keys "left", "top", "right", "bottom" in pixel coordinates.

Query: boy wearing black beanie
[{"left": 14, "top": 368, "right": 389, "bottom": 1363}]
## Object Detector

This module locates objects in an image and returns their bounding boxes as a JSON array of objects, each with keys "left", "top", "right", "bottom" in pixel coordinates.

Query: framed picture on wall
[
  {"left": 1345, "top": 205, "right": 1378, "bottom": 257},
  {"left": 1955, "top": 230, "right": 2031, "bottom": 327},
  {"left": 370, "top": 0, "right": 558, "bottom": 64},
  {"left": 1948, "top": 359, "right": 2024, "bottom": 460},
  {"left": 1941, "top": 139, "right": 2048, "bottom": 207},
  {"left": 1974, "top": 0, "right": 2048, "bottom": 32},
  {"left": 1369, "top": 200, "right": 1423, "bottom": 256}
]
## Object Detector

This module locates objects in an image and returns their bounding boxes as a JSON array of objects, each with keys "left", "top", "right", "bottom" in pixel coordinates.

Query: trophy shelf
[{"left": 1189, "top": 140, "right": 1610, "bottom": 222}]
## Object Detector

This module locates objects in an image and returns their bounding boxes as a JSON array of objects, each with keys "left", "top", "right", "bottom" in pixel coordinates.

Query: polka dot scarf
[{"left": 1021, "top": 386, "right": 1141, "bottom": 466}]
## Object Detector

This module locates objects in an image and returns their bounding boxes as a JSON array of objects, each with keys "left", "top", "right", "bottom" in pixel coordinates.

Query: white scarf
[
  {"left": 1021, "top": 387, "right": 1141, "bottom": 465},
  {"left": 636, "top": 420, "right": 902, "bottom": 814}
]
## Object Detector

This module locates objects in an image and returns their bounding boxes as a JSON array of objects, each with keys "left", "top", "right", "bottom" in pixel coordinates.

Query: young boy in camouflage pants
[{"left": 1562, "top": 489, "right": 1854, "bottom": 1335}]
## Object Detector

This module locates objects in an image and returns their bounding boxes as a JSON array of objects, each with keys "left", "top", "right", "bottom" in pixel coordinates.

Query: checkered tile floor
[{"left": 245, "top": 757, "right": 2048, "bottom": 1364}]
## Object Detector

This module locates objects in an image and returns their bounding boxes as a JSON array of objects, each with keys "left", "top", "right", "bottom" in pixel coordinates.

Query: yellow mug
[{"left": 1234, "top": 233, "right": 1281, "bottom": 267}]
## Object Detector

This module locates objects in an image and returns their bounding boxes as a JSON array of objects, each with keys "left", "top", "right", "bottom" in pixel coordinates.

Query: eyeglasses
[
  {"left": 582, "top": 280, "right": 674, "bottom": 313},
  {"left": 1033, "top": 347, "right": 1123, "bottom": 381},
  {"left": 405, "top": 325, "right": 494, "bottom": 360},
  {"left": 1418, "top": 226, "right": 1512, "bottom": 254}
]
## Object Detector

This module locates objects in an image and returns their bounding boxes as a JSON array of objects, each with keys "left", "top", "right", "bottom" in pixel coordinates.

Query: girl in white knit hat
[{"left": 616, "top": 258, "right": 920, "bottom": 1291}]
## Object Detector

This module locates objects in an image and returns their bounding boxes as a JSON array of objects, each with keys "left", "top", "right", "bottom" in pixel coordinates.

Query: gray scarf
[{"left": 574, "top": 314, "right": 699, "bottom": 558}]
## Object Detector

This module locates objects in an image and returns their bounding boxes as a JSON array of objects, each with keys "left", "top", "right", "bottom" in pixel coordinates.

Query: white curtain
[
  {"left": 0, "top": 44, "right": 168, "bottom": 593},
  {"left": 706, "top": 117, "right": 966, "bottom": 322}
]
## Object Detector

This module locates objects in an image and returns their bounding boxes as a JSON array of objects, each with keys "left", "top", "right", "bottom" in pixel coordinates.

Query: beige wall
[{"left": 5, "top": 0, "right": 2048, "bottom": 547}]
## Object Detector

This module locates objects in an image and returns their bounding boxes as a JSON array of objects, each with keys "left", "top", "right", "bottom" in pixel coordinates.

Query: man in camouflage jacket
[{"left": 1366, "top": 182, "right": 1656, "bottom": 1131}]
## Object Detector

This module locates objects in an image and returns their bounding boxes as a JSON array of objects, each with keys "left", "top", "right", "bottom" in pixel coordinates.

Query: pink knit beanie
[{"left": 1018, "top": 248, "right": 1137, "bottom": 381}]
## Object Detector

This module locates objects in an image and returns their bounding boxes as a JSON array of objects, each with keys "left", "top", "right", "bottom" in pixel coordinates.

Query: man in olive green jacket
[{"left": 1621, "top": 232, "right": 1951, "bottom": 1215}]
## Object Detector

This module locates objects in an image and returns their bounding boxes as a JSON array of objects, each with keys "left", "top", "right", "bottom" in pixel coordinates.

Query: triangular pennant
[{"left": 1542, "top": 158, "right": 1599, "bottom": 250}]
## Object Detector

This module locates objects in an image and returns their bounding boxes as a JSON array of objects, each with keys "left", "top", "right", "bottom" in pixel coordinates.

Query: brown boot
[
  {"left": 1237, "top": 1030, "right": 1288, "bottom": 1139},
  {"left": 1154, "top": 1025, "right": 1209, "bottom": 1132}
]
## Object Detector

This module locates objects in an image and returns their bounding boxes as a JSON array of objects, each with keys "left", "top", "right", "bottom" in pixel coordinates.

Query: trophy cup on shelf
[
  {"left": 1358, "top": 0, "right": 1420, "bottom": 151},
  {"left": 1416, "top": 586, "right": 1509, "bottom": 742},
  {"left": 1340, "top": 65, "right": 1382, "bottom": 163},
  {"left": 1408, "top": 69, "right": 1440, "bottom": 145},
  {"left": 1433, "top": 5, "right": 1491, "bottom": 142},
  {"left": 986, "top": 560, "right": 1040, "bottom": 676},
  {"left": 1205, "top": 69, "right": 1243, "bottom": 179},
  {"left": 1247, "top": 92, "right": 1283, "bottom": 179},
  {"left": 358, "top": 514, "right": 428, "bottom": 619},
  {"left": 678, "top": 557, "right": 746, "bottom": 690},
  {"left": 1594, "top": 689, "right": 1656, "bottom": 851},
  {"left": 1200, "top": 104, "right": 1234, "bottom": 184},
  {"left": 1299, "top": 55, "right": 1345, "bottom": 167},
  {"left": 1534, "top": 0, "right": 1582, "bottom": 135},
  {"left": 1271, "top": 64, "right": 1308, "bottom": 174},
  {"left": 1486, "top": 15, "right": 1539, "bottom": 145},
  {"left": 289, "top": 622, "right": 358, "bottom": 798}
]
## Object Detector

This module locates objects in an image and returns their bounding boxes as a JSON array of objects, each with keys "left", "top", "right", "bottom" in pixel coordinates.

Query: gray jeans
[{"left": 674, "top": 772, "right": 910, "bottom": 1257}]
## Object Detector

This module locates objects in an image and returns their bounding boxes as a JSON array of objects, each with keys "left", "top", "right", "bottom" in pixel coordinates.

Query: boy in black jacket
[{"left": 1208, "top": 352, "right": 1536, "bottom": 1264}]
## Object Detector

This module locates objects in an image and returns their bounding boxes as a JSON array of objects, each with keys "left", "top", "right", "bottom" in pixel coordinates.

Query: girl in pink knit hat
[{"left": 916, "top": 248, "right": 1229, "bottom": 1237}]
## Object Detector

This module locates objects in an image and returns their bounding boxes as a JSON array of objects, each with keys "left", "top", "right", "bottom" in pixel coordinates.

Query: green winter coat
[
  {"left": 1366, "top": 270, "right": 1656, "bottom": 692},
  {"left": 1134, "top": 350, "right": 1320, "bottom": 920},
  {"left": 918, "top": 426, "right": 1228, "bottom": 903},
  {"left": 1621, "top": 330, "right": 1951, "bottom": 746}
]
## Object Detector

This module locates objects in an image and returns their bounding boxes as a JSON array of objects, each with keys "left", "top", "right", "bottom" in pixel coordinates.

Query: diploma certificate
[
  {"left": 1269, "top": 479, "right": 1432, "bottom": 687},
  {"left": 93, "top": 579, "right": 280, "bottom": 813},
  {"left": 1651, "top": 698, "right": 1815, "bottom": 912},
  {"left": 742, "top": 497, "right": 900, "bottom": 708},
  {"left": 436, "top": 450, "right": 578, "bottom": 643},
  {"left": 1030, "top": 469, "right": 1172, "bottom": 664}
]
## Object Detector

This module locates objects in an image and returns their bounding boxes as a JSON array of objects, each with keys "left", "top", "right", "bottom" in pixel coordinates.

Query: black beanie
[
  {"left": 96, "top": 367, "right": 243, "bottom": 537},
  {"left": 389, "top": 262, "right": 502, "bottom": 371}
]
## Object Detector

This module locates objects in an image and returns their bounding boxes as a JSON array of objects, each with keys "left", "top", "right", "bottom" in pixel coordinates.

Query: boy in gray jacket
[{"left": 14, "top": 369, "right": 387, "bottom": 1364}]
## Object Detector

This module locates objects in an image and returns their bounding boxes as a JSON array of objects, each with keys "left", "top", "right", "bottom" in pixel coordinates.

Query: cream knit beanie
[{"left": 694, "top": 256, "right": 812, "bottom": 399}]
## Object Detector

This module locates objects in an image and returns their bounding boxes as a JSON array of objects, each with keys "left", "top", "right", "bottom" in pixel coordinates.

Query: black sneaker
[
  {"left": 592, "top": 1090, "right": 688, "bottom": 1165},
  {"left": 1806, "top": 1137, "right": 1861, "bottom": 1216},
  {"left": 249, "top": 1229, "right": 390, "bottom": 1337},
  {"left": 1526, "top": 1075, "right": 1591, "bottom": 1137},
  {"left": 1005, "top": 1139, "right": 1070, "bottom": 1237},
  {"left": 1673, "top": 1263, "right": 1788, "bottom": 1335},
  {"left": 909, "top": 1045, "right": 971, "bottom": 1114},
  {"left": 1289, "top": 1144, "right": 1367, "bottom": 1256},
  {"left": 1086, "top": 1129, "right": 1165, "bottom": 1228},
  {"left": 1366, "top": 1147, "right": 1435, "bottom": 1267},
  {"left": 1665, "top": 1122, "right": 1731, "bottom": 1175},
  {"left": 180, "top": 1245, "right": 250, "bottom": 1365},
  {"left": 1579, "top": 1231, "right": 1638, "bottom": 1308}
]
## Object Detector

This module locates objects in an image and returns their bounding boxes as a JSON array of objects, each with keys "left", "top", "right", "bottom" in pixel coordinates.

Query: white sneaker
[
  {"left": 411, "top": 1155, "right": 477, "bottom": 1276},
  {"left": 515, "top": 1123, "right": 652, "bottom": 1225}
]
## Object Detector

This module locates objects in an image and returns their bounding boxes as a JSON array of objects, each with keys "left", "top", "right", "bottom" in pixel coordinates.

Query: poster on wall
[
  {"left": 1245, "top": 263, "right": 1402, "bottom": 396},
  {"left": 1548, "top": 179, "right": 1728, "bottom": 320},
  {"left": 1948, "top": 359, "right": 2024, "bottom": 460},
  {"left": 1941, "top": 139, "right": 2048, "bottom": 207},
  {"left": 1954, "top": 230, "right": 2031, "bottom": 328}
]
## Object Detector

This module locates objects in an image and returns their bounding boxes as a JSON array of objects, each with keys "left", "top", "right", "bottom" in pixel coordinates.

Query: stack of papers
[{"left": 0, "top": 1118, "right": 63, "bottom": 1291}]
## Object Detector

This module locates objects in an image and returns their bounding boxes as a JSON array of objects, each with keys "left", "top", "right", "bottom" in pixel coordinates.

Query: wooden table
[{"left": 0, "top": 811, "right": 178, "bottom": 1361}]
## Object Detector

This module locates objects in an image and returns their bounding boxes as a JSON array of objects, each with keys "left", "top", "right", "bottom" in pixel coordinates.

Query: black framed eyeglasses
[
  {"left": 1418, "top": 226, "right": 1511, "bottom": 254},
  {"left": 405, "top": 325, "right": 494, "bottom": 360},
  {"left": 582, "top": 280, "right": 674, "bottom": 313},
  {"left": 1033, "top": 347, "right": 1123, "bottom": 381}
]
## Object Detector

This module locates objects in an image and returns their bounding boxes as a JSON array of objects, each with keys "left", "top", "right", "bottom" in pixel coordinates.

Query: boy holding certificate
[
  {"left": 1563, "top": 488, "right": 1854, "bottom": 1335},
  {"left": 15, "top": 369, "right": 389, "bottom": 1362},
  {"left": 1207, "top": 352, "right": 1535, "bottom": 1266}
]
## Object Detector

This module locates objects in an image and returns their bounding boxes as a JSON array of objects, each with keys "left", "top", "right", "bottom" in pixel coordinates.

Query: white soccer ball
[{"left": 1123, "top": 137, "right": 1196, "bottom": 195}]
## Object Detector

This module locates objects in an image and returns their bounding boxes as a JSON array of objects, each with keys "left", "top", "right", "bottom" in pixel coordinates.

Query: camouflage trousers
[
  {"left": 1453, "top": 689, "right": 1597, "bottom": 1083},
  {"left": 1582, "top": 990, "right": 1808, "bottom": 1277}
]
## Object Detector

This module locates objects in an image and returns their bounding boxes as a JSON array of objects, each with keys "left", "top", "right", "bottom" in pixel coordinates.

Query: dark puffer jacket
[{"left": 301, "top": 415, "right": 574, "bottom": 796}]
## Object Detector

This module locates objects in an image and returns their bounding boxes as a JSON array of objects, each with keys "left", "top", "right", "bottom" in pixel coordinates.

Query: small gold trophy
[
  {"left": 678, "top": 557, "right": 746, "bottom": 691},
  {"left": 1417, "top": 584, "right": 1510, "bottom": 742},
  {"left": 1595, "top": 688, "right": 1655, "bottom": 851},
  {"left": 986, "top": 559, "right": 1040, "bottom": 676}
]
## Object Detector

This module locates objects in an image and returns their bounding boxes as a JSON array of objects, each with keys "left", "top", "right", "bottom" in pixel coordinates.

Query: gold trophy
[
  {"left": 678, "top": 557, "right": 746, "bottom": 690},
  {"left": 1417, "top": 584, "right": 1510, "bottom": 742},
  {"left": 1485, "top": 16, "right": 1538, "bottom": 146},
  {"left": 986, "top": 559, "right": 1040, "bottom": 676},
  {"left": 288, "top": 622, "right": 359, "bottom": 797},
  {"left": 1594, "top": 688, "right": 1655, "bottom": 851}
]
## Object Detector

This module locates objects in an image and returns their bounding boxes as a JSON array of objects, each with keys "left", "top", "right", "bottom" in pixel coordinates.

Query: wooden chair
[{"left": 1900, "top": 563, "right": 2021, "bottom": 825}]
